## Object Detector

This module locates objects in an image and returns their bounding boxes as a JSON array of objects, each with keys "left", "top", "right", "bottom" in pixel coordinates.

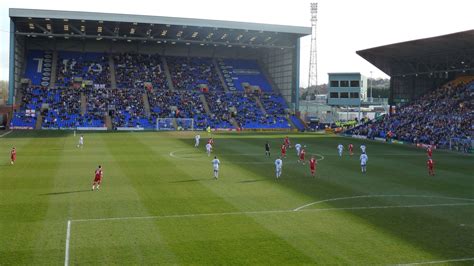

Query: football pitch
[{"left": 0, "top": 130, "right": 473, "bottom": 265}]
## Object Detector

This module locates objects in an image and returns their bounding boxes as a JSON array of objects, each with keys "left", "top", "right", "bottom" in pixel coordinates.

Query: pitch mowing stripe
[
  {"left": 393, "top": 257, "right": 474, "bottom": 265},
  {"left": 293, "top": 194, "right": 474, "bottom": 211},
  {"left": 70, "top": 202, "right": 474, "bottom": 223}
]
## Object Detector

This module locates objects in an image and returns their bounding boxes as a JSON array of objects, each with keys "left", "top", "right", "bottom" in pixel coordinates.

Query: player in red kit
[
  {"left": 309, "top": 156, "right": 317, "bottom": 177},
  {"left": 298, "top": 147, "right": 306, "bottom": 164},
  {"left": 281, "top": 144, "right": 287, "bottom": 158},
  {"left": 427, "top": 147, "right": 433, "bottom": 158},
  {"left": 284, "top": 136, "right": 291, "bottom": 148},
  {"left": 10, "top": 147, "right": 16, "bottom": 165},
  {"left": 92, "top": 165, "right": 103, "bottom": 191},
  {"left": 427, "top": 158, "right": 434, "bottom": 176},
  {"left": 348, "top": 144, "right": 354, "bottom": 156}
]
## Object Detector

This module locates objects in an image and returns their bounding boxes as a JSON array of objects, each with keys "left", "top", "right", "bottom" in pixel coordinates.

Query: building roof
[
  {"left": 10, "top": 8, "right": 311, "bottom": 48},
  {"left": 356, "top": 30, "right": 474, "bottom": 77}
]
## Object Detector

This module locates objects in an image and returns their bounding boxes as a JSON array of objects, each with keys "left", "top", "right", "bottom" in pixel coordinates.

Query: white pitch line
[
  {"left": 64, "top": 220, "right": 71, "bottom": 266},
  {"left": 393, "top": 257, "right": 474, "bottom": 265},
  {"left": 70, "top": 202, "right": 474, "bottom": 223},
  {"left": 293, "top": 194, "right": 474, "bottom": 211},
  {"left": 0, "top": 130, "right": 12, "bottom": 137}
]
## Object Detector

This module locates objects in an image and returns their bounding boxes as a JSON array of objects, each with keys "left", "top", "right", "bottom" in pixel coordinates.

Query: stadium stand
[
  {"left": 167, "top": 56, "right": 223, "bottom": 91},
  {"left": 114, "top": 53, "right": 167, "bottom": 89},
  {"left": 218, "top": 59, "right": 273, "bottom": 92},
  {"left": 41, "top": 88, "right": 81, "bottom": 129},
  {"left": 56, "top": 52, "right": 110, "bottom": 88},
  {"left": 81, "top": 87, "right": 108, "bottom": 128},
  {"left": 203, "top": 92, "right": 234, "bottom": 129},
  {"left": 350, "top": 80, "right": 474, "bottom": 149},
  {"left": 24, "top": 50, "right": 53, "bottom": 87},
  {"left": 109, "top": 88, "right": 152, "bottom": 129},
  {"left": 15, "top": 52, "right": 292, "bottom": 131}
]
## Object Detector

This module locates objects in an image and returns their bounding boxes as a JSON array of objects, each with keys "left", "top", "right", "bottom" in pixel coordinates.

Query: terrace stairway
[
  {"left": 172, "top": 118, "right": 178, "bottom": 129},
  {"left": 254, "top": 96, "right": 267, "bottom": 115},
  {"left": 80, "top": 93, "right": 87, "bottom": 115},
  {"left": 105, "top": 115, "right": 112, "bottom": 130},
  {"left": 199, "top": 94, "right": 212, "bottom": 115},
  {"left": 229, "top": 117, "right": 240, "bottom": 129},
  {"left": 49, "top": 51, "right": 58, "bottom": 88},
  {"left": 35, "top": 113, "right": 42, "bottom": 129},
  {"left": 286, "top": 116, "right": 297, "bottom": 130},
  {"left": 142, "top": 93, "right": 151, "bottom": 116},
  {"left": 213, "top": 59, "right": 229, "bottom": 92},
  {"left": 162, "top": 57, "right": 175, "bottom": 90},
  {"left": 108, "top": 55, "right": 117, "bottom": 89}
]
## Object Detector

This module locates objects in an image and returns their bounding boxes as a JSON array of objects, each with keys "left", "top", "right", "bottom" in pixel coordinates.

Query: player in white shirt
[
  {"left": 212, "top": 156, "right": 220, "bottom": 179},
  {"left": 77, "top": 135, "right": 84, "bottom": 148},
  {"left": 275, "top": 157, "right": 283, "bottom": 179},
  {"left": 360, "top": 144, "right": 366, "bottom": 154},
  {"left": 337, "top": 144, "right": 344, "bottom": 157},
  {"left": 294, "top": 143, "right": 302, "bottom": 156},
  {"left": 205, "top": 143, "right": 212, "bottom": 157},
  {"left": 360, "top": 152, "right": 368, "bottom": 173},
  {"left": 194, "top": 134, "right": 201, "bottom": 147}
]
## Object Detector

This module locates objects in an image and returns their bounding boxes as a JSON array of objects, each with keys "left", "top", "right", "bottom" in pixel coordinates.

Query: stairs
[
  {"left": 49, "top": 51, "right": 58, "bottom": 88},
  {"left": 286, "top": 116, "right": 297, "bottom": 131},
  {"left": 229, "top": 117, "right": 240, "bottom": 129},
  {"left": 288, "top": 115, "right": 306, "bottom": 131},
  {"left": 213, "top": 59, "right": 229, "bottom": 92},
  {"left": 105, "top": 115, "right": 112, "bottom": 130},
  {"left": 80, "top": 93, "right": 87, "bottom": 115},
  {"left": 108, "top": 55, "right": 117, "bottom": 89},
  {"left": 254, "top": 96, "right": 267, "bottom": 115},
  {"left": 35, "top": 113, "right": 43, "bottom": 129},
  {"left": 199, "top": 94, "right": 212, "bottom": 115},
  {"left": 142, "top": 93, "right": 151, "bottom": 116},
  {"left": 172, "top": 118, "right": 178, "bottom": 129},
  {"left": 162, "top": 57, "right": 175, "bottom": 90}
]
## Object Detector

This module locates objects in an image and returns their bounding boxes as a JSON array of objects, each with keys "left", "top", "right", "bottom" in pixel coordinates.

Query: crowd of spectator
[
  {"left": 114, "top": 53, "right": 167, "bottom": 89},
  {"left": 56, "top": 54, "right": 110, "bottom": 87},
  {"left": 168, "top": 57, "right": 223, "bottom": 91},
  {"left": 109, "top": 88, "right": 151, "bottom": 129},
  {"left": 42, "top": 88, "right": 81, "bottom": 129},
  {"left": 205, "top": 91, "right": 289, "bottom": 129},
  {"left": 15, "top": 53, "right": 294, "bottom": 130},
  {"left": 351, "top": 82, "right": 473, "bottom": 150}
]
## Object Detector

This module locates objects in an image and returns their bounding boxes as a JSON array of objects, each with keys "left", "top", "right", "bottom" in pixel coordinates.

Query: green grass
[{"left": 0, "top": 130, "right": 473, "bottom": 265}]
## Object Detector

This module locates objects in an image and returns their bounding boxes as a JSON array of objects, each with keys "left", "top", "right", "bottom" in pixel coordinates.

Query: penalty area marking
[
  {"left": 293, "top": 194, "right": 474, "bottom": 211},
  {"left": 393, "top": 257, "right": 474, "bottom": 265},
  {"left": 69, "top": 202, "right": 474, "bottom": 223},
  {"left": 64, "top": 200, "right": 474, "bottom": 265},
  {"left": 169, "top": 149, "right": 324, "bottom": 164},
  {"left": 0, "top": 130, "right": 12, "bottom": 137}
]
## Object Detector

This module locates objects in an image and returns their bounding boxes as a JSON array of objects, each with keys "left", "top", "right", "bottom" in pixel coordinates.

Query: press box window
[
  {"left": 330, "top": 92, "right": 339, "bottom": 98},
  {"left": 340, "top": 92, "right": 349, "bottom": 98},
  {"left": 350, "top": 92, "right": 359, "bottom": 98},
  {"left": 330, "top": 80, "right": 339, "bottom": 87},
  {"left": 350, "top": 80, "right": 360, "bottom": 87},
  {"left": 340, "top": 80, "right": 349, "bottom": 87}
]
